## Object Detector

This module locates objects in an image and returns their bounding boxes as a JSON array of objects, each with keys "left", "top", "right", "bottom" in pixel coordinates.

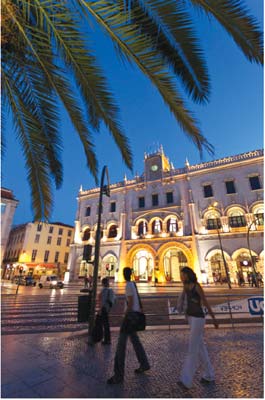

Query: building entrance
[{"left": 132, "top": 250, "right": 154, "bottom": 281}]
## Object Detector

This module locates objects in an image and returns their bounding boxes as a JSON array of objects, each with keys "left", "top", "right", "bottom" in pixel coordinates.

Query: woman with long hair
[{"left": 178, "top": 266, "right": 218, "bottom": 389}]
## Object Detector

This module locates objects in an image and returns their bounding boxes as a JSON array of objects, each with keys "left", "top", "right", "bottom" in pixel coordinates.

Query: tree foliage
[{"left": 1, "top": 0, "right": 263, "bottom": 220}]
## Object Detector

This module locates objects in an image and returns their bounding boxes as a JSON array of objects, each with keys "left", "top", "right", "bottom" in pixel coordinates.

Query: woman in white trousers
[{"left": 178, "top": 267, "right": 218, "bottom": 390}]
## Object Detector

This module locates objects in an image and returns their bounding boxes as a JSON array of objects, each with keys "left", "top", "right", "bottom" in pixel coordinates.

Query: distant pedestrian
[
  {"left": 177, "top": 267, "right": 218, "bottom": 390},
  {"left": 99, "top": 277, "right": 115, "bottom": 345},
  {"left": 107, "top": 267, "right": 150, "bottom": 384},
  {"left": 88, "top": 274, "right": 93, "bottom": 289},
  {"left": 251, "top": 272, "right": 257, "bottom": 287},
  {"left": 257, "top": 272, "right": 263, "bottom": 287},
  {"left": 247, "top": 272, "right": 252, "bottom": 286},
  {"left": 84, "top": 275, "right": 89, "bottom": 288}
]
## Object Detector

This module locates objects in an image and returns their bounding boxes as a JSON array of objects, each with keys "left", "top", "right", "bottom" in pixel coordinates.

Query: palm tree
[{"left": 2, "top": 0, "right": 263, "bottom": 220}]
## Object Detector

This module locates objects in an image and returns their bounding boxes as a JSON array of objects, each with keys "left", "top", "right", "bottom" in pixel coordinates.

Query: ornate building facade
[{"left": 68, "top": 148, "right": 264, "bottom": 284}]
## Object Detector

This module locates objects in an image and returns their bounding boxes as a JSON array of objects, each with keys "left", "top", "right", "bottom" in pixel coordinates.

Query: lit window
[
  {"left": 167, "top": 218, "right": 177, "bottom": 232},
  {"left": 138, "top": 221, "right": 148, "bottom": 236},
  {"left": 152, "top": 219, "right": 162, "bottom": 234}
]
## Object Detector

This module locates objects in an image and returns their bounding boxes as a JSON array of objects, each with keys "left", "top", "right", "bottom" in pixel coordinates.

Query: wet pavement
[{"left": 1, "top": 326, "right": 263, "bottom": 398}]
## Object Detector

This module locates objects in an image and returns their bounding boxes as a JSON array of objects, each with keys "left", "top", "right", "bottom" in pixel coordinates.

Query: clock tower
[{"left": 144, "top": 145, "right": 170, "bottom": 181}]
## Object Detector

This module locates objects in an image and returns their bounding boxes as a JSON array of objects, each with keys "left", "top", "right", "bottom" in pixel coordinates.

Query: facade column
[{"left": 188, "top": 203, "right": 202, "bottom": 283}]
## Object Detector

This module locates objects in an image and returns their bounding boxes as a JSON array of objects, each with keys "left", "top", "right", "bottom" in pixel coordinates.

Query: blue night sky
[{"left": 2, "top": 0, "right": 263, "bottom": 226}]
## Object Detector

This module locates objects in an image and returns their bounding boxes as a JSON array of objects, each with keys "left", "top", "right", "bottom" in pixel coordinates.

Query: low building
[
  {"left": 3, "top": 222, "right": 74, "bottom": 280},
  {"left": 68, "top": 147, "right": 264, "bottom": 284},
  {"left": 1, "top": 188, "right": 19, "bottom": 267}
]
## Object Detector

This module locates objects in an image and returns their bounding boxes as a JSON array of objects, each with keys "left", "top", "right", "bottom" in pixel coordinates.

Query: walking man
[
  {"left": 99, "top": 277, "right": 115, "bottom": 345},
  {"left": 107, "top": 267, "right": 150, "bottom": 384}
]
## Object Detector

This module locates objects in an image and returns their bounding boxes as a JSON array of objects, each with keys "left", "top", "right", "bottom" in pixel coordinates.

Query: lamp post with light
[
  {"left": 246, "top": 215, "right": 261, "bottom": 287},
  {"left": 88, "top": 166, "right": 110, "bottom": 344},
  {"left": 208, "top": 202, "right": 231, "bottom": 289}
]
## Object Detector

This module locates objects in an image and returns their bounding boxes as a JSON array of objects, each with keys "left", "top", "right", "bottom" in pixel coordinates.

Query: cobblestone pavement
[{"left": 1, "top": 327, "right": 263, "bottom": 398}]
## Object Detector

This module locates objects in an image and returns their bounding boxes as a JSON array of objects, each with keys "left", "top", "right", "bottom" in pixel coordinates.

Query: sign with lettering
[{"left": 168, "top": 296, "right": 264, "bottom": 320}]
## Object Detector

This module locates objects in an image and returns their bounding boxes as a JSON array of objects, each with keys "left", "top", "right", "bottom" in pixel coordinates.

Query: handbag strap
[{"left": 133, "top": 282, "right": 143, "bottom": 311}]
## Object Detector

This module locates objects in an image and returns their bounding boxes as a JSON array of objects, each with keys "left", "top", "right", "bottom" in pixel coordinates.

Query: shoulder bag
[{"left": 121, "top": 282, "right": 146, "bottom": 334}]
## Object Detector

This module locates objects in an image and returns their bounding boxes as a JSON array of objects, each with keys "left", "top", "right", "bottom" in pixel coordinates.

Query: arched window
[
  {"left": 133, "top": 250, "right": 154, "bottom": 281},
  {"left": 254, "top": 206, "right": 264, "bottom": 225},
  {"left": 102, "top": 254, "right": 117, "bottom": 277},
  {"left": 205, "top": 211, "right": 221, "bottom": 230},
  {"left": 83, "top": 228, "right": 91, "bottom": 241},
  {"left": 108, "top": 225, "right": 117, "bottom": 238},
  {"left": 164, "top": 249, "right": 187, "bottom": 281},
  {"left": 228, "top": 209, "right": 246, "bottom": 227},
  {"left": 166, "top": 218, "right": 178, "bottom": 233},
  {"left": 152, "top": 219, "right": 162, "bottom": 234},
  {"left": 138, "top": 221, "right": 148, "bottom": 236}
]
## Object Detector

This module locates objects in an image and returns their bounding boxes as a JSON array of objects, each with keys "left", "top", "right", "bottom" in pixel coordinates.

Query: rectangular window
[
  {"left": 229, "top": 216, "right": 246, "bottom": 228},
  {"left": 35, "top": 234, "right": 40, "bottom": 244},
  {"left": 225, "top": 180, "right": 236, "bottom": 194},
  {"left": 85, "top": 206, "right": 91, "bottom": 217},
  {"left": 152, "top": 194, "right": 159, "bottom": 206},
  {"left": 203, "top": 184, "right": 213, "bottom": 198},
  {"left": 138, "top": 197, "right": 145, "bottom": 208},
  {"left": 37, "top": 223, "right": 42, "bottom": 232},
  {"left": 110, "top": 202, "right": 116, "bottom": 213},
  {"left": 47, "top": 236, "right": 52, "bottom": 245},
  {"left": 249, "top": 176, "right": 261, "bottom": 190},
  {"left": 58, "top": 228, "right": 63, "bottom": 235},
  {"left": 54, "top": 251, "right": 60, "bottom": 263},
  {"left": 57, "top": 237, "right": 62, "bottom": 246},
  {"left": 1, "top": 203, "right": 6, "bottom": 214},
  {"left": 166, "top": 192, "right": 173, "bottom": 204},
  {"left": 31, "top": 249, "right": 37, "bottom": 262},
  {"left": 66, "top": 238, "right": 70, "bottom": 246},
  {"left": 206, "top": 218, "right": 222, "bottom": 230},
  {"left": 64, "top": 252, "right": 69, "bottom": 264},
  {"left": 49, "top": 226, "right": 54, "bottom": 234},
  {"left": 68, "top": 230, "right": 72, "bottom": 237},
  {"left": 44, "top": 250, "right": 49, "bottom": 262}
]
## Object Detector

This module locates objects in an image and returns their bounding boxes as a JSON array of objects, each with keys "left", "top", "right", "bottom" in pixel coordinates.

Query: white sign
[{"left": 168, "top": 296, "right": 264, "bottom": 320}]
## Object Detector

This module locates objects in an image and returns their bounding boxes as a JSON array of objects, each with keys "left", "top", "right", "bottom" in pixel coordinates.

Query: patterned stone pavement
[{"left": 1, "top": 327, "right": 263, "bottom": 398}]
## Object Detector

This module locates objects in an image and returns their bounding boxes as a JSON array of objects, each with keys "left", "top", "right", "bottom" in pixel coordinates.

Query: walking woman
[{"left": 178, "top": 267, "right": 218, "bottom": 390}]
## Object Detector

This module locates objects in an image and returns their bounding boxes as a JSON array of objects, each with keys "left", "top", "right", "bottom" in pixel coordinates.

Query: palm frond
[
  {"left": 2, "top": 70, "right": 53, "bottom": 221},
  {"left": 190, "top": 0, "right": 263, "bottom": 64}
]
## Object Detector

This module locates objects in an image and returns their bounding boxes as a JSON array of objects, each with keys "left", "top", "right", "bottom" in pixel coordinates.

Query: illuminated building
[
  {"left": 3, "top": 222, "right": 74, "bottom": 279},
  {"left": 69, "top": 147, "right": 263, "bottom": 283}
]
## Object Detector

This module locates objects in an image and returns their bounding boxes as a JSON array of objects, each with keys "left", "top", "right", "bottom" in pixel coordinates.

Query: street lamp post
[
  {"left": 208, "top": 202, "right": 231, "bottom": 289},
  {"left": 216, "top": 227, "right": 231, "bottom": 289},
  {"left": 247, "top": 215, "right": 260, "bottom": 286},
  {"left": 88, "top": 166, "right": 110, "bottom": 344}
]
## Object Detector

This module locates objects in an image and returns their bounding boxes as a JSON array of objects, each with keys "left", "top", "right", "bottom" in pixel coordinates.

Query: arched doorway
[
  {"left": 132, "top": 250, "right": 154, "bottom": 281},
  {"left": 209, "top": 253, "right": 230, "bottom": 284},
  {"left": 163, "top": 249, "right": 187, "bottom": 281},
  {"left": 101, "top": 254, "right": 117, "bottom": 278}
]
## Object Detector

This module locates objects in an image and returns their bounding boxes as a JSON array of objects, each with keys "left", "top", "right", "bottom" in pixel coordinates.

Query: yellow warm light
[{"left": 19, "top": 252, "right": 30, "bottom": 263}]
